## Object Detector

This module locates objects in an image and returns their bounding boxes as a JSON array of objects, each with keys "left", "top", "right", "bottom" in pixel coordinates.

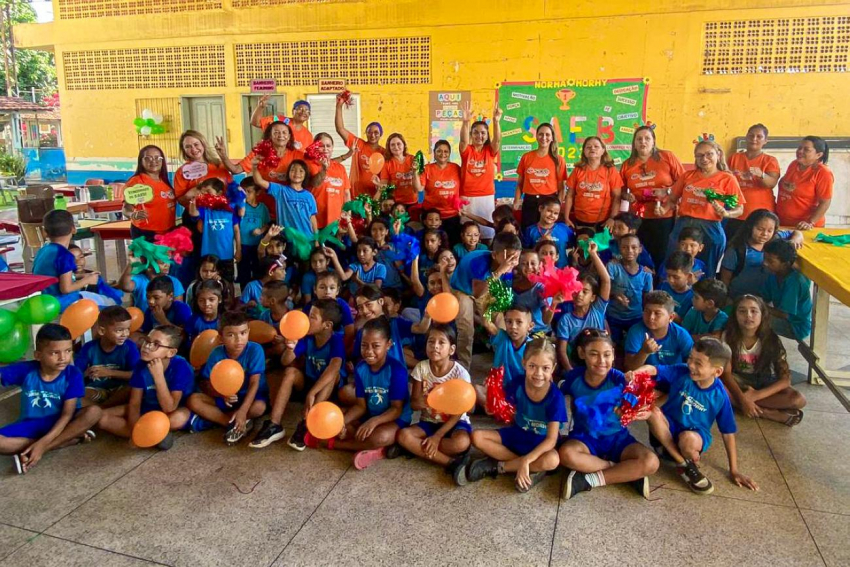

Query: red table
[
  {"left": 0, "top": 273, "right": 57, "bottom": 301},
  {"left": 88, "top": 199, "right": 124, "bottom": 214}
]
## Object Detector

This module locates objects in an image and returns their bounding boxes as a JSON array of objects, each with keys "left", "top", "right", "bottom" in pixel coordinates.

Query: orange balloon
[
  {"left": 190, "top": 329, "right": 221, "bottom": 368},
  {"left": 427, "top": 379, "right": 476, "bottom": 415},
  {"left": 306, "top": 401, "right": 345, "bottom": 440},
  {"left": 126, "top": 306, "right": 144, "bottom": 333},
  {"left": 59, "top": 298, "right": 99, "bottom": 340},
  {"left": 248, "top": 320, "right": 277, "bottom": 344},
  {"left": 426, "top": 292, "right": 459, "bottom": 324},
  {"left": 368, "top": 153, "right": 385, "bottom": 175},
  {"left": 131, "top": 411, "right": 171, "bottom": 448},
  {"left": 280, "top": 310, "right": 310, "bottom": 341},
  {"left": 210, "top": 359, "right": 245, "bottom": 397}
]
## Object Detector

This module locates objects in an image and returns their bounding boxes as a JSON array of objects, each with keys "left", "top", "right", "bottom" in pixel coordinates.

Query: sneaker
[
  {"left": 384, "top": 443, "right": 406, "bottom": 460},
  {"left": 448, "top": 452, "right": 472, "bottom": 486},
  {"left": 466, "top": 457, "right": 499, "bottom": 483},
  {"left": 287, "top": 421, "right": 308, "bottom": 451},
  {"left": 156, "top": 432, "right": 174, "bottom": 451},
  {"left": 188, "top": 414, "right": 214, "bottom": 433},
  {"left": 631, "top": 476, "right": 650, "bottom": 499},
  {"left": 249, "top": 421, "right": 286, "bottom": 449},
  {"left": 563, "top": 470, "right": 593, "bottom": 500},
  {"left": 353, "top": 447, "right": 386, "bottom": 470},
  {"left": 515, "top": 471, "right": 547, "bottom": 493},
  {"left": 676, "top": 459, "right": 714, "bottom": 495},
  {"left": 12, "top": 454, "right": 23, "bottom": 475},
  {"left": 224, "top": 419, "right": 253, "bottom": 445}
]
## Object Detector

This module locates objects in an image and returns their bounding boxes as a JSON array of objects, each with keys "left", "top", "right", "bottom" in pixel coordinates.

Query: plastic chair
[
  {"left": 86, "top": 185, "right": 107, "bottom": 201},
  {"left": 110, "top": 182, "right": 125, "bottom": 201},
  {"left": 18, "top": 222, "right": 46, "bottom": 272},
  {"left": 84, "top": 178, "right": 105, "bottom": 186}
]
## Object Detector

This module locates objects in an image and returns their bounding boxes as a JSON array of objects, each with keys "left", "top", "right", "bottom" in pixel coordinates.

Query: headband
[
  {"left": 293, "top": 100, "right": 311, "bottom": 111},
  {"left": 366, "top": 121, "right": 384, "bottom": 135}
]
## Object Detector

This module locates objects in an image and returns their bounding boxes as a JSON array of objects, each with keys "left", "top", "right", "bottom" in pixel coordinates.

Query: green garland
[{"left": 128, "top": 237, "right": 172, "bottom": 275}]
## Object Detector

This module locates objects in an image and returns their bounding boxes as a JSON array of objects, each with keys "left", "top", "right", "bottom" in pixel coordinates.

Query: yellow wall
[{"left": 13, "top": 0, "right": 850, "bottom": 171}]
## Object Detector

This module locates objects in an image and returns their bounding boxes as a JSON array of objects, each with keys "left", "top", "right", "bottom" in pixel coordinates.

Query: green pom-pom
[
  {"left": 485, "top": 277, "right": 514, "bottom": 322},
  {"left": 342, "top": 200, "right": 367, "bottom": 218},
  {"left": 379, "top": 184, "right": 396, "bottom": 203},
  {"left": 413, "top": 150, "right": 425, "bottom": 175},
  {"left": 704, "top": 189, "right": 738, "bottom": 209},
  {"left": 283, "top": 227, "right": 314, "bottom": 261}
]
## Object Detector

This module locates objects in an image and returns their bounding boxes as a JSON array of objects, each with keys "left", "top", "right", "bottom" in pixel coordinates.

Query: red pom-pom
[
  {"left": 527, "top": 256, "right": 583, "bottom": 309},
  {"left": 447, "top": 194, "right": 470, "bottom": 213},
  {"left": 252, "top": 138, "right": 280, "bottom": 169},
  {"left": 485, "top": 367, "right": 516, "bottom": 424},
  {"left": 619, "top": 371, "right": 656, "bottom": 426},
  {"left": 195, "top": 194, "right": 232, "bottom": 212},
  {"left": 337, "top": 89, "right": 354, "bottom": 108},
  {"left": 304, "top": 140, "right": 325, "bottom": 162},
  {"left": 154, "top": 227, "right": 194, "bottom": 264}
]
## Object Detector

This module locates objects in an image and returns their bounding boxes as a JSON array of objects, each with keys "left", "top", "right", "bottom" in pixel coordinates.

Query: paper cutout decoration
[
  {"left": 123, "top": 184, "right": 154, "bottom": 205},
  {"left": 814, "top": 232, "right": 850, "bottom": 246},
  {"left": 577, "top": 228, "right": 613, "bottom": 258}
]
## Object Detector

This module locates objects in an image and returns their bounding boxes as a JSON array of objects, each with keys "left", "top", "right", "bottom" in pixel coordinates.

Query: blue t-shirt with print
[
  {"left": 490, "top": 330, "right": 529, "bottom": 397},
  {"left": 624, "top": 321, "right": 694, "bottom": 366},
  {"left": 765, "top": 270, "right": 812, "bottom": 340},
  {"left": 294, "top": 333, "right": 346, "bottom": 384},
  {"left": 32, "top": 243, "right": 81, "bottom": 310},
  {"left": 555, "top": 299, "right": 609, "bottom": 343},
  {"left": 510, "top": 380, "right": 568, "bottom": 436},
  {"left": 239, "top": 201, "right": 270, "bottom": 247},
  {"left": 130, "top": 274, "right": 185, "bottom": 308},
  {"left": 721, "top": 231, "right": 793, "bottom": 298},
  {"left": 451, "top": 250, "right": 499, "bottom": 296},
  {"left": 659, "top": 282, "right": 694, "bottom": 320},
  {"left": 354, "top": 357, "right": 412, "bottom": 423},
  {"left": 0, "top": 361, "right": 84, "bottom": 421},
  {"left": 607, "top": 262, "right": 653, "bottom": 321},
  {"left": 513, "top": 283, "right": 550, "bottom": 334},
  {"left": 75, "top": 339, "right": 141, "bottom": 388},
  {"left": 202, "top": 342, "right": 268, "bottom": 400},
  {"left": 560, "top": 367, "right": 627, "bottom": 438},
  {"left": 353, "top": 317, "right": 412, "bottom": 364},
  {"left": 267, "top": 183, "right": 317, "bottom": 235},
  {"left": 129, "top": 355, "right": 195, "bottom": 414},
  {"left": 197, "top": 208, "right": 240, "bottom": 260},
  {"left": 523, "top": 223, "right": 574, "bottom": 268},
  {"left": 141, "top": 300, "right": 193, "bottom": 333},
  {"left": 348, "top": 262, "right": 387, "bottom": 289},
  {"left": 302, "top": 298, "right": 354, "bottom": 327},
  {"left": 682, "top": 309, "right": 728, "bottom": 336}
]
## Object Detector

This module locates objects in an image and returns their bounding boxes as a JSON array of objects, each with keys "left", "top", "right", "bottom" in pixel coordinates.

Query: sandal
[{"left": 783, "top": 409, "right": 804, "bottom": 427}]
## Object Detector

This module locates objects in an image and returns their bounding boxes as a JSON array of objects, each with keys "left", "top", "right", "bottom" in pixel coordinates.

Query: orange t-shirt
[
  {"left": 460, "top": 144, "right": 497, "bottom": 197},
  {"left": 346, "top": 133, "right": 383, "bottom": 198},
  {"left": 239, "top": 148, "right": 305, "bottom": 184},
  {"left": 620, "top": 150, "right": 684, "bottom": 220},
  {"left": 125, "top": 174, "right": 176, "bottom": 234},
  {"left": 258, "top": 116, "right": 313, "bottom": 150},
  {"left": 671, "top": 170, "right": 745, "bottom": 222},
  {"left": 380, "top": 155, "right": 417, "bottom": 205},
  {"left": 421, "top": 163, "right": 462, "bottom": 219},
  {"left": 567, "top": 165, "right": 623, "bottom": 224},
  {"left": 727, "top": 152, "right": 781, "bottom": 219},
  {"left": 173, "top": 161, "right": 233, "bottom": 199},
  {"left": 311, "top": 161, "right": 350, "bottom": 229},
  {"left": 516, "top": 151, "right": 567, "bottom": 196},
  {"left": 776, "top": 162, "right": 834, "bottom": 227}
]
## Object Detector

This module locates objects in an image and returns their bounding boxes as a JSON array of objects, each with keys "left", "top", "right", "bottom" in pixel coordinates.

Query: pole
[{"left": 0, "top": 2, "right": 9, "bottom": 97}]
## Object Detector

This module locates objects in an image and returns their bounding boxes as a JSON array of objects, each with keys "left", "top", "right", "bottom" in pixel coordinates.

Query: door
[
  {"left": 306, "top": 93, "right": 361, "bottom": 160},
  {"left": 242, "top": 94, "right": 286, "bottom": 152},
  {"left": 182, "top": 96, "right": 226, "bottom": 145}
]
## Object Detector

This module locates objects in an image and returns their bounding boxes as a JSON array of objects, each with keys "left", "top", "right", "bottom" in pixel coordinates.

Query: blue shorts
[
  {"left": 569, "top": 430, "right": 638, "bottom": 462},
  {"left": 415, "top": 420, "right": 472, "bottom": 437},
  {"left": 668, "top": 420, "right": 711, "bottom": 452},
  {"left": 0, "top": 416, "right": 61, "bottom": 439},
  {"left": 498, "top": 425, "right": 549, "bottom": 456}
]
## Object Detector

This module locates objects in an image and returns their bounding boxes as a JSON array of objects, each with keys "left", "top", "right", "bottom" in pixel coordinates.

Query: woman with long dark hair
[
  {"left": 514, "top": 123, "right": 567, "bottom": 229},
  {"left": 459, "top": 100, "right": 502, "bottom": 240},
  {"left": 122, "top": 145, "right": 176, "bottom": 240},
  {"left": 776, "top": 135, "right": 833, "bottom": 230}
]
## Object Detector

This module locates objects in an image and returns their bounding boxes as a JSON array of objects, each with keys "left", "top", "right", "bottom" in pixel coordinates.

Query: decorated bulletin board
[
  {"left": 496, "top": 79, "right": 649, "bottom": 179},
  {"left": 429, "top": 91, "right": 471, "bottom": 162}
]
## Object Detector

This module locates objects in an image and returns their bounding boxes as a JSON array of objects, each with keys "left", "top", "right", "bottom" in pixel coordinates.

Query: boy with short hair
[
  {"left": 640, "top": 337, "right": 759, "bottom": 494},
  {"left": 624, "top": 291, "right": 694, "bottom": 370},
  {"left": 140, "top": 276, "right": 192, "bottom": 335},
  {"left": 242, "top": 254, "right": 286, "bottom": 319},
  {"left": 682, "top": 279, "right": 729, "bottom": 338},
  {"left": 304, "top": 271, "right": 356, "bottom": 347},
  {"left": 75, "top": 306, "right": 141, "bottom": 406},
  {"left": 522, "top": 196, "right": 574, "bottom": 268},
  {"left": 659, "top": 251, "right": 695, "bottom": 322},
  {"left": 251, "top": 299, "right": 345, "bottom": 451},
  {"left": 187, "top": 310, "right": 268, "bottom": 444},
  {"left": 68, "top": 244, "right": 125, "bottom": 304},
  {"left": 606, "top": 233, "right": 653, "bottom": 341},
  {"left": 474, "top": 304, "right": 534, "bottom": 410},
  {"left": 188, "top": 177, "right": 241, "bottom": 282},
  {"left": 763, "top": 239, "right": 812, "bottom": 341},
  {"left": 602, "top": 212, "right": 654, "bottom": 270},
  {"left": 97, "top": 325, "right": 193, "bottom": 450},
  {"left": 119, "top": 255, "right": 185, "bottom": 308},
  {"left": 237, "top": 177, "right": 271, "bottom": 289},
  {"left": 0, "top": 324, "right": 102, "bottom": 474},
  {"left": 659, "top": 227, "right": 707, "bottom": 281}
]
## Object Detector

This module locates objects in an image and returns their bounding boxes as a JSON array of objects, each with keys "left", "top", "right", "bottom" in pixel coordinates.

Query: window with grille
[
  {"left": 702, "top": 16, "right": 849, "bottom": 75},
  {"left": 235, "top": 37, "right": 431, "bottom": 86},
  {"left": 62, "top": 46, "right": 227, "bottom": 90},
  {"left": 233, "top": 0, "right": 355, "bottom": 6},
  {"left": 135, "top": 98, "right": 182, "bottom": 161},
  {"left": 57, "top": 0, "right": 222, "bottom": 20}
]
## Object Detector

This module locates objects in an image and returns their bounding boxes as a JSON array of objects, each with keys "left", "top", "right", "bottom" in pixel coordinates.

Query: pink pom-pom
[
  {"left": 337, "top": 89, "right": 354, "bottom": 108},
  {"left": 447, "top": 194, "right": 470, "bottom": 213},
  {"left": 527, "top": 256, "right": 583, "bottom": 309},
  {"left": 154, "top": 227, "right": 194, "bottom": 264}
]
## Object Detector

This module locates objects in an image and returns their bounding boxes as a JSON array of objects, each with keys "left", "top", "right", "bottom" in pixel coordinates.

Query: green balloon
[
  {"left": 133, "top": 117, "right": 145, "bottom": 127},
  {"left": 17, "top": 295, "right": 60, "bottom": 325},
  {"left": 145, "top": 118, "right": 156, "bottom": 127},
  {"left": 0, "top": 309, "right": 14, "bottom": 335},
  {"left": 151, "top": 124, "right": 165, "bottom": 135},
  {"left": 0, "top": 322, "right": 30, "bottom": 363}
]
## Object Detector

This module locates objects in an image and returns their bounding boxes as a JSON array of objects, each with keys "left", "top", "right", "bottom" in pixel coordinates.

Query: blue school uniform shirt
[
  {"left": 186, "top": 313, "right": 219, "bottom": 343},
  {"left": 354, "top": 357, "right": 412, "bottom": 423},
  {"left": 239, "top": 201, "right": 270, "bottom": 247},
  {"left": 141, "top": 301, "right": 193, "bottom": 333},
  {"left": 682, "top": 309, "right": 728, "bottom": 336},
  {"left": 607, "top": 262, "right": 653, "bottom": 322},
  {"left": 202, "top": 342, "right": 268, "bottom": 399},
  {"left": 302, "top": 298, "right": 354, "bottom": 327},
  {"left": 510, "top": 380, "right": 567, "bottom": 436},
  {"left": 241, "top": 280, "right": 265, "bottom": 318},
  {"left": 32, "top": 243, "right": 81, "bottom": 310},
  {"left": 258, "top": 309, "right": 284, "bottom": 329},
  {"left": 376, "top": 247, "right": 403, "bottom": 289},
  {"left": 513, "top": 283, "right": 550, "bottom": 334},
  {"left": 555, "top": 299, "right": 609, "bottom": 343},
  {"left": 490, "top": 330, "right": 529, "bottom": 396},
  {"left": 129, "top": 355, "right": 195, "bottom": 414},
  {"left": 294, "top": 333, "right": 346, "bottom": 383},
  {"left": 348, "top": 261, "right": 387, "bottom": 289},
  {"left": 0, "top": 361, "right": 84, "bottom": 420},
  {"left": 624, "top": 321, "right": 694, "bottom": 366},
  {"left": 659, "top": 282, "right": 694, "bottom": 320},
  {"left": 130, "top": 274, "right": 185, "bottom": 308},
  {"left": 75, "top": 339, "right": 140, "bottom": 387},
  {"left": 523, "top": 223, "right": 573, "bottom": 268},
  {"left": 353, "top": 317, "right": 412, "bottom": 364},
  {"left": 655, "top": 363, "right": 737, "bottom": 448},
  {"left": 560, "top": 367, "right": 627, "bottom": 438},
  {"left": 600, "top": 240, "right": 655, "bottom": 271},
  {"left": 721, "top": 231, "right": 793, "bottom": 298},
  {"left": 267, "top": 183, "right": 317, "bottom": 235},
  {"left": 452, "top": 242, "right": 488, "bottom": 260},
  {"left": 196, "top": 208, "right": 239, "bottom": 260},
  {"left": 451, "top": 250, "right": 496, "bottom": 296},
  {"left": 658, "top": 258, "right": 707, "bottom": 282},
  {"left": 764, "top": 270, "right": 812, "bottom": 340}
]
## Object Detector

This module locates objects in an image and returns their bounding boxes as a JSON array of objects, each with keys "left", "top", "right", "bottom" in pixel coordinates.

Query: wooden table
[
  {"left": 795, "top": 227, "right": 850, "bottom": 411},
  {"left": 90, "top": 220, "right": 131, "bottom": 281}
]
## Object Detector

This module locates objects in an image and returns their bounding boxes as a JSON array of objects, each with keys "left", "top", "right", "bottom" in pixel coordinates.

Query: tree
[{"left": 0, "top": 1, "right": 56, "bottom": 99}]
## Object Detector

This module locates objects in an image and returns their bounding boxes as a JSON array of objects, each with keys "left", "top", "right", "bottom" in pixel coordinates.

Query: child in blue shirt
[
  {"left": 0, "top": 324, "right": 101, "bottom": 474},
  {"left": 560, "top": 330, "right": 659, "bottom": 500},
  {"left": 325, "top": 238, "right": 386, "bottom": 294},
  {"left": 418, "top": 229, "right": 445, "bottom": 281},
  {"left": 601, "top": 213, "right": 654, "bottom": 271},
  {"left": 236, "top": 177, "right": 270, "bottom": 288},
  {"left": 252, "top": 158, "right": 318, "bottom": 236},
  {"left": 659, "top": 226, "right": 707, "bottom": 281},
  {"left": 305, "top": 317, "right": 412, "bottom": 471},
  {"left": 256, "top": 280, "right": 290, "bottom": 360},
  {"left": 640, "top": 337, "right": 759, "bottom": 494},
  {"left": 186, "top": 280, "right": 223, "bottom": 344},
  {"left": 658, "top": 251, "right": 695, "bottom": 323},
  {"left": 763, "top": 239, "right": 812, "bottom": 341},
  {"left": 120, "top": 258, "right": 185, "bottom": 309},
  {"left": 184, "top": 255, "right": 234, "bottom": 313},
  {"left": 606, "top": 233, "right": 653, "bottom": 341},
  {"left": 301, "top": 247, "right": 331, "bottom": 305},
  {"left": 624, "top": 291, "right": 694, "bottom": 371},
  {"left": 188, "top": 177, "right": 241, "bottom": 282},
  {"left": 139, "top": 276, "right": 192, "bottom": 336},
  {"left": 453, "top": 221, "right": 489, "bottom": 260},
  {"left": 75, "top": 306, "right": 140, "bottom": 406},
  {"left": 251, "top": 299, "right": 346, "bottom": 451},
  {"left": 301, "top": 271, "right": 355, "bottom": 346},
  {"left": 187, "top": 311, "right": 268, "bottom": 445},
  {"left": 682, "top": 279, "right": 729, "bottom": 338},
  {"left": 512, "top": 249, "right": 555, "bottom": 335},
  {"left": 96, "top": 325, "right": 194, "bottom": 450},
  {"left": 68, "top": 244, "right": 124, "bottom": 305},
  {"left": 459, "top": 338, "right": 566, "bottom": 493},
  {"left": 478, "top": 304, "right": 533, "bottom": 410},
  {"left": 522, "top": 196, "right": 574, "bottom": 268},
  {"left": 241, "top": 254, "right": 286, "bottom": 319}
]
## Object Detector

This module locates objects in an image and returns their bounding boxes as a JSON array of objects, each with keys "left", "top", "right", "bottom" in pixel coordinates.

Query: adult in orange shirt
[
  {"left": 514, "top": 123, "right": 567, "bottom": 229},
  {"left": 725, "top": 123, "right": 781, "bottom": 242},
  {"left": 620, "top": 126, "right": 685, "bottom": 270},
  {"left": 311, "top": 132, "right": 351, "bottom": 229},
  {"left": 564, "top": 136, "right": 623, "bottom": 231},
  {"left": 375, "top": 133, "right": 417, "bottom": 206},
  {"left": 250, "top": 95, "right": 313, "bottom": 150},
  {"left": 122, "top": 145, "right": 176, "bottom": 241},
  {"left": 459, "top": 100, "right": 502, "bottom": 240},
  {"left": 334, "top": 96, "right": 384, "bottom": 199},
  {"left": 663, "top": 140, "right": 745, "bottom": 275},
  {"left": 776, "top": 136, "right": 833, "bottom": 230},
  {"left": 412, "top": 139, "right": 463, "bottom": 241}
]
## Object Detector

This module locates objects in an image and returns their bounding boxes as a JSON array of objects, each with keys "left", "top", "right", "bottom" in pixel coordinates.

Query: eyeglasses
[
  {"left": 143, "top": 156, "right": 164, "bottom": 163},
  {"left": 140, "top": 337, "right": 172, "bottom": 350}
]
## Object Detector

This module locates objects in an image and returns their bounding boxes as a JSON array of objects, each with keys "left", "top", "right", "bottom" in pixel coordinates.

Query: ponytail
[{"left": 804, "top": 135, "right": 829, "bottom": 165}]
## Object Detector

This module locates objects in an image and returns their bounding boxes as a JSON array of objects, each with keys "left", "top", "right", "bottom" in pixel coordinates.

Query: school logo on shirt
[
  {"left": 308, "top": 355, "right": 328, "bottom": 374},
  {"left": 677, "top": 390, "right": 707, "bottom": 416},
  {"left": 327, "top": 176, "right": 344, "bottom": 189},
  {"left": 527, "top": 167, "right": 551, "bottom": 177},
  {"left": 578, "top": 180, "right": 604, "bottom": 193},
  {"left": 209, "top": 219, "right": 229, "bottom": 231},
  {"left": 468, "top": 159, "right": 486, "bottom": 176},
  {"left": 523, "top": 418, "right": 548, "bottom": 436},
  {"left": 780, "top": 181, "right": 796, "bottom": 194},
  {"left": 434, "top": 180, "right": 457, "bottom": 189},
  {"left": 160, "top": 189, "right": 175, "bottom": 199},
  {"left": 364, "top": 386, "right": 387, "bottom": 407},
  {"left": 26, "top": 390, "right": 60, "bottom": 409}
]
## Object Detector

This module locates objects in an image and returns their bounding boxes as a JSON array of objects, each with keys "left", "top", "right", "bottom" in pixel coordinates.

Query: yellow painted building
[{"left": 12, "top": 0, "right": 850, "bottom": 213}]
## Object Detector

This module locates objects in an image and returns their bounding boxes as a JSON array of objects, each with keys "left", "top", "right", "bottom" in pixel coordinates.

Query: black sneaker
[
  {"left": 249, "top": 420, "right": 285, "bottom": 449},
  {"left": 225, "top": 419, "right": 253, "bottom": 446},
  {"left": 515, "top": 471, "right": 547, "bottom": 493},
  {"left": 676, "top": 459, "right": 714, "bottom": 495},
  {"left": 156, "top": 432, "right": 174, "bottom": 451},
  {"left": 563, "top": 470, "right": 593, "bottom": 500},
  {"left": 287, "top": 421, "right": 308, "bottom": 452},
  {"left": 466, "top": 457, "right": 499, "bottom": 483},
  {"left": 447, "top": 452, "right": 471, "bottom": 485},
  {"left": 631, "top": 476, "right": 650, "bottom": 499},
  {"left": 384, "top": 443, "right": 405, "bottom": 459}
]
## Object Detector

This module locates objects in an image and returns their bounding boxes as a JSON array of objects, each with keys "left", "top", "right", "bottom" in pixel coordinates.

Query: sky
[{"left": 30, "top": 0, "right": 53, "bottom": 23}]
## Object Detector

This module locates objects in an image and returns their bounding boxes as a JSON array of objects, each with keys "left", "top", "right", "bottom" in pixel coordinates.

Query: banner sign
[
  {"left": 251, "top": 79, "right": 277, "bottom": 93},
  {"left": 428, "top": 91, "right": 471, "bottom": 162}
]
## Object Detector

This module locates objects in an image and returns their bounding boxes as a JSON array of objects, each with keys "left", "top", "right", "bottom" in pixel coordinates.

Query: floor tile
[
  {"left": 1, "top": 534, "right": 157, "bottom": 566},
  {"left": 0, "top": 524, "right": 36, "bottom": 562},
  {"left": 801, "top": 509, "right": 850, "bottom": 567},
  {"left": 793, "top": 383, "right": 848, "bottom": 414}
]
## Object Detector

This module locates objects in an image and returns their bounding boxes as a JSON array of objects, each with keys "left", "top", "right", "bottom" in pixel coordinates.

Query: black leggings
[
  {"left": 521, "top": 195, "right": 544, "bottom": 230},
  {"left": 637, "top": 216, "right": 675, "bottom": 271}
]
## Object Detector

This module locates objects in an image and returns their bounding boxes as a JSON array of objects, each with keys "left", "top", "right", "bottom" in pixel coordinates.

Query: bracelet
[{"left": 260, "top": 241, "right": 269, "bottom": 247}]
